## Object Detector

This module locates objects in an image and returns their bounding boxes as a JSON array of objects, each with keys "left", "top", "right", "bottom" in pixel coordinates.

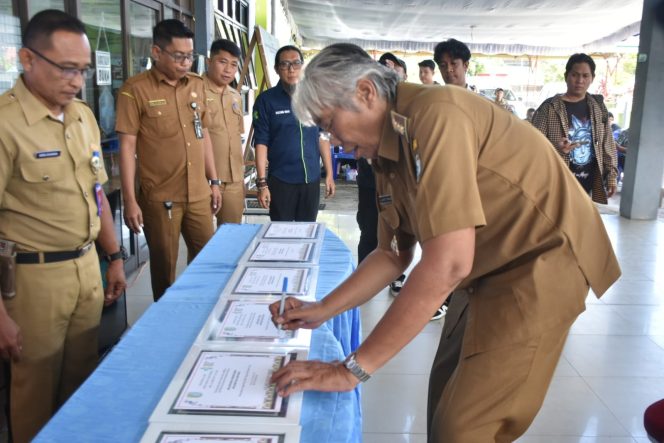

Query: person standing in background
[
  {"left": 253, "top": 45, "right": 335, "bottom": 221},
  {"left": 0, "top": 10, "right": 126, "bottom": 442},
  {"left": 418, "top": 59, "right": 438, "bottom": 85},
  {"left": 532, "top": 53, "right": 618, "bottom": 204},
  {"left": 204, "top": 39, "right": 245, "bottom": 227},
  {"left": 117, "top": 19, "right": 221, "bottom": 301}
]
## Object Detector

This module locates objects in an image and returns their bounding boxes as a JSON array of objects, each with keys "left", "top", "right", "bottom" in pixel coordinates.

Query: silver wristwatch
[{"left": 343, "top": 352, "right": 371, "bottom": 382}]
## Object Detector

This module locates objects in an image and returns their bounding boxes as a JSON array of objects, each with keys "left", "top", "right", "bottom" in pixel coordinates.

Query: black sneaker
[
  {"left": 431, "top": 306, "right": 447, "bottom": 321},
  {"left": 389, "top": 275, "right": 405, "bottom": 296}
]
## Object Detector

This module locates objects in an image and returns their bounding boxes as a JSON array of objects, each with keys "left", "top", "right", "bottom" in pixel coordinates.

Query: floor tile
[
  {"left": 584, "top": 376, "right": 664, "bottom": 437},
  {"left": 563, "top": 335, "right": 664, "bottom": 377},
  {"left": 362, "top": 373, "right": 428, "bottom": 434},
  {"left": 362, "top": 433, "right": 427, "bottom": 443},
  {"left": 523, "top": 377, "right": 630, "bottom": 437}
]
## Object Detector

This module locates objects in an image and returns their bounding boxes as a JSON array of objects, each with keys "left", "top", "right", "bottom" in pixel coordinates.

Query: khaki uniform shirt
[
  {"left": 203, "top": 75, "right": 245, "bottom": 183},
  {"left": 0, "top": 76, "right": 108, "bottom": 251},
  {"left": 116, "top": 69, "right": 211, "bottom": 202},
  {"left": 375, "top": 83, "right": 621, "bottom": 355}
]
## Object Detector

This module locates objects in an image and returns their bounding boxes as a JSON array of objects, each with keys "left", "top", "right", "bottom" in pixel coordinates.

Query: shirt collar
[
  {"left": 150, "top": 68, "right": 188, "bottom": 86},
  {"left": 376, "top": 100, "right": 400, "bottom": 163},
  {"left": 203, "top": 74, "right": 225, "bottom": 94},
  {"left": 13, "top": 76, "right": 83, "bottom": 127}
]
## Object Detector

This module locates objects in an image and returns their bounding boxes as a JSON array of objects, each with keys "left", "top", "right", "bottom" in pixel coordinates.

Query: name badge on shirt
[
  {"left": 34, "top": 150, "right": 61, "bottom": 159},
  {"left": 378, "top": 194, "right": 393, "bottom": 206},
  {"left": 149, "top": 99, "right": 167, "bottom": 107}
]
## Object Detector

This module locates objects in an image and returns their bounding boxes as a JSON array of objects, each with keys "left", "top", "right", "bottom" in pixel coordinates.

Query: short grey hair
[{"left": 292, "top": 43, "right": 400, "bottom": 126}]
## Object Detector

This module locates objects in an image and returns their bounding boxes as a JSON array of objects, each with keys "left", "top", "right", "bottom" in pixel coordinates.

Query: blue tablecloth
[{"left": 34, "top": 224, "right": 362, "bottom": 443}]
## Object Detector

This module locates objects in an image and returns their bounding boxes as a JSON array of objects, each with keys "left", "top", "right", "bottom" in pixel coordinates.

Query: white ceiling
[{"left": 282, "top": 0, "right": 643, "bottom": 55}]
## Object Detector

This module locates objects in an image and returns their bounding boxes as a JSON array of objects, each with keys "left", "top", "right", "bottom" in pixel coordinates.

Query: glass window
[
  {"left": 0, "top": 8, "right": 20, "bottom": 94},
  {"left": 28, "top": 0, "right": 65, "bottom": 18},
  {"left": 128, "top": 1, "right": 159, "bottom": 77},
  {"left": 80, "top": 1, "right": 123, "bottom": 141}
]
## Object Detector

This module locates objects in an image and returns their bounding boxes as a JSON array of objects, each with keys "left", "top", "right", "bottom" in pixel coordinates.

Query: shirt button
[
  {"left": 389, "top": 172, "right": 395, "bottom": 179},
  {"left": 84, "top": 191, "right": 89, "bottom": 197},
  {"left": 183, "top": 124, "right": 187, "bottom": 128},
  {"left": 187, "top": 142, "right": 191, "bottom": 147},
  {"left": 65, "top": 133, "right": 71, "bottom": 139},
  {"left": 42, "top": 175, "right": 50, "bottom": 181},
  {"left": 188, "top": 162, "right": 192, "bottom": 166},
  {"left": 157, "top": 111, "right": 162, "bottom": 116},
  {"left": 90, "top": 223, "right": 94, "bottom": 227}
]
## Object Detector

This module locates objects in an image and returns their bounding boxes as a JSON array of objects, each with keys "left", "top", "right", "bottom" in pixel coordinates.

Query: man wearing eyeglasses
[
  {"left": 0, "top": 10, "right": 126, "bottom": 442},
  {"left": 116, "top": 19, "right": 221, "bottom": 301},
  {"left": 203, "top": 39, "right": 245, "bottom": 227},
  {"left": 253, "top": 45, "right": 335, "bottom": 221}
]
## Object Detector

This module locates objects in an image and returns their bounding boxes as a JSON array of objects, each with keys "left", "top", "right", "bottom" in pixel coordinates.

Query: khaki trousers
[
  {"left": 215, "top": 181, "right": 244, "bottom": 226},
  {"left": 4, "top": 248, "right": 103, "bottom": 443},
  {"left": 139, "top": 196, "right": 214, "bottom": 300},
  {"left": 428, "top": 306, "right": 573, "bottom": 443}
]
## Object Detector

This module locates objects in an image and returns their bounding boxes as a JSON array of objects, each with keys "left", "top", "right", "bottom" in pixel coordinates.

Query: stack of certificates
[{"left": 141, "top": 222, "right": 325, "bottom": 443}]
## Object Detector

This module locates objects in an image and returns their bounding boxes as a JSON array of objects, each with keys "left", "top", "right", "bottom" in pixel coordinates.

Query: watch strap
[
  {"left": 209, "top": 179, "right": 222, "bottom": 186},
  {"left": 343, "top": 352, "right": 371, "bottom": 382}
]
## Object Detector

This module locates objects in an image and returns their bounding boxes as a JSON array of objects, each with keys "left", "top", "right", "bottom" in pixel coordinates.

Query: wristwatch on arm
[
  {"left": 343, "top": 352, "right": 371, "bottom": 383},
  {"left": 104, "top": 246, "right": 127, "bottom": 263},
  {"left": 208, "top": 179, "right": 221, "bottom": 186}
]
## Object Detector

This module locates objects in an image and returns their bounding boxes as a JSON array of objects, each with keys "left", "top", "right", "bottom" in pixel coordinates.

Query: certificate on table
[
  {"left": 140, "top": 422, "right": 301, "bottom": 443},
  {"left": 174, "top": 351, "right": 286, "bottom": 414},
  {"left": 233, "top": 267, "right": 312, "bottom": 296},
  {"left": 195, "top": 299, "right": 311, "bottom": 348},
  {"left": 196, "top": 297, "right": 311, "bottom": 348},
  {"left": 249, "top": 241, "right": 313, "bottom": 262},
  {"left": 262, "top": 222, "right": 322, "bottom": 240},
  {"left": 151, "top": 347, "right": 305, "bottom": 425}
]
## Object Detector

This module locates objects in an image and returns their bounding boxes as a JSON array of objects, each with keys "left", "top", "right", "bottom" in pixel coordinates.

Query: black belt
[{"left": 16, "top": 243, "right": 93, "bottom": 264}]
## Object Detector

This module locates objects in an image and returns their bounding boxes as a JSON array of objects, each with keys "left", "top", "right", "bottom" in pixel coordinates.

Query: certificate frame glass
[
  {"left": 238, "top": 239, "right": 321, "bottom": 265},
  {"left": 150, "top": 346, "right": 306, "bottom": 425},
  {"left": 194, "top": 297, "right": 312, "bottom": 348},
  {"left": 257, "top": 222, "right": 325, "bottom": 241},
  {"left": 224, "top": 264, "right": 319, "bottom": 300},
  {"left": 140, "top": 422, "right": 301, "bottom": 443}
]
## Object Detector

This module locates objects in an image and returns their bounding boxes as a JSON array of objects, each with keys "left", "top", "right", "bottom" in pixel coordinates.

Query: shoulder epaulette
[
  {"left": 0, "top": 91, "right": 18, "bottom": 108},
  {"left": 390, "top": 110, "right": 409, "bottom": 143}
]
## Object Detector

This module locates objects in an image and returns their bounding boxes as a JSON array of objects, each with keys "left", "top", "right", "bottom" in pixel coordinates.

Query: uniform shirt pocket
[
  {"left": 142, "top": 105, "right": 179, "bottom": 138},
  {"left": 18, "top": 156, "right": 69, "bottom": 204}
]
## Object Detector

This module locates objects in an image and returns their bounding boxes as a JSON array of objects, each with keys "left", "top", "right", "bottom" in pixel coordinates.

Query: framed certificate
[
  {"left": 195, "top": 298, "right": 312, "bottom": 348},
  {"left": 227, "top": 265, "right": 318, "bottom": 299},
  {"left": 244, "top": 240, "right": 320, "bottom": 264},
  {"left": 259, "top": 222, "right": 324, "bottom": 241},
  {"left": 140, "top": 422, "right": 301, "bottom": 443},
  {"left": 150, "top": 346, "right": 306, "bottom": 425}
]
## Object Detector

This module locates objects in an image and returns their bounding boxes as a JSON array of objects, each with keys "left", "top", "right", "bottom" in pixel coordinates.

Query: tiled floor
[{"left": 125, "top": 185, "right": 664, "bottom": 443}]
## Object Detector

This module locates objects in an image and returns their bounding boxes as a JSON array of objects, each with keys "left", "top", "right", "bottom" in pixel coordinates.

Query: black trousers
[
  {"left": 268, "top": 176, "right": 321, "bottom": 222},
  {"left": 356, "top": 183, "right": 378, "bottom": 264}
]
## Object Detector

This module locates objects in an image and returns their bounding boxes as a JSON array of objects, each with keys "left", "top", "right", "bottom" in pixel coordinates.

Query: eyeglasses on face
[
  {"left": 26, "top": 47, "right": 92, "bottom": 80},
  {"left": 277, "top": 60, "right": 303, "bottom": 71},
  {"left": 159, "top": 46, "right": 196, "bottom": 64}
]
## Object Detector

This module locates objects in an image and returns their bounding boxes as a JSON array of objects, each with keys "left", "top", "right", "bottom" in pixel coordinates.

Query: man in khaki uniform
[
  {"left": 0, "top": 10, "right": 126, "bottom": 442},
  {"left": 269, "top": 44, "right": 621, "bottom": 442},
  {"left": 117, "top": 19, "right": 221, "bottom": 301},
  {"left": 204, "top": 39, "right": 245, "bottom": 226}
]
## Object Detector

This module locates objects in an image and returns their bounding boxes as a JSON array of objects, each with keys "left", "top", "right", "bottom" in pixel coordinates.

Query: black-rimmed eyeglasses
[
  {"left": 159, "top": 46, "right": 196, "bottom": 64},
  {"left": 26, "top": 47, "right": 92, "bottom": 80},
  {"left": 277, "top": 60, "right": 303, "bottom": 71}
]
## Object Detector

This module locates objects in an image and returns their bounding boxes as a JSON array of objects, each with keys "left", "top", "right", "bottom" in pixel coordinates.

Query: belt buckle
[{"left": 79, "top": 243, "right": 93, "bottom": 257}]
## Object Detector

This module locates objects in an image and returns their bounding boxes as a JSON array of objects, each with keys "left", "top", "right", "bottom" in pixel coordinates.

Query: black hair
[
  {"left": 274, "top": 45, "right": 303, "bottom": 68},
  {"left": 210, "top": 39, "right": 241, "bottom": 58},
  {"left": 153, "top": 19, "right": 194, "bottom": 48},
  {"left": 433, "top": 38, "right": 471, "bottom": 65},
  {"left": 396, "top": 58, "right": 407, "bottom": 74},
  {"left": 565, "top": 53, "right": 596, "bottom": 78},
  {"left": 418, "top": 59, "right": 436, "bottom": 70},
  {"left": 378, "top": 52, "right": 400, "bottom": 67},
  {"left": 23, "top": 9, "right": 86, "bottom": 50}
]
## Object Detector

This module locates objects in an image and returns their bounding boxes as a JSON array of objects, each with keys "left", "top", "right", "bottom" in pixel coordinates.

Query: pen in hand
[{"left": 277, "top": 277, "right": 288, "bottom": 331}]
